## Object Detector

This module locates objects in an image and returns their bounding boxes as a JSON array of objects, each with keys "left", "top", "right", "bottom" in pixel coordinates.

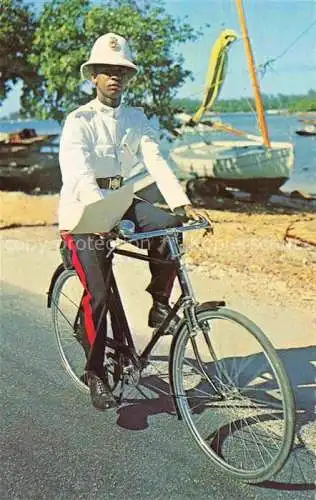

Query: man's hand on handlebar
[{"left": 173, "top": 204, "right": 213, "bottom": 235}]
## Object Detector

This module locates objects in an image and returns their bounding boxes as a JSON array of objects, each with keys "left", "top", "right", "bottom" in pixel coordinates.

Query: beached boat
[
  {"left": 169, "top": 138, "right": 294, "bottom": 194},
  {"left": 0, "top": 128, "right": 60, "bottom": 192},
  {"left": 0, "top": 128, "right": 59, "bottom": 150},
  {"left": 295, "top": 119, "right": 316, "bottom": 137}
]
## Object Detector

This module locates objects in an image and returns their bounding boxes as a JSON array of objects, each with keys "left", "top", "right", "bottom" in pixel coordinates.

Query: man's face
[{"left": 92, "top": 65, "right": 135, "bottom": 99}]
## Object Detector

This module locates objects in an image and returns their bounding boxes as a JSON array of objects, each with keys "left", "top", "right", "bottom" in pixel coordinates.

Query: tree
[
  {"left": 175, "top": 91, "right": 316, "bottom": 114},
  {"left": 22, "top": 0, "right": 199, "bottom": 131},
  {"left": 288, "top": 89, "right": 316, "bottom": 112},
  {"left": 0, "top": 0, "right": 39, "bottom": 103}
]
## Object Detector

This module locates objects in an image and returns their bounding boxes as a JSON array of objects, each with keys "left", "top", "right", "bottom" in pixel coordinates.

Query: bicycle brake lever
[{"left": 105, "top": 238, "right": 125, "bottom": 258}]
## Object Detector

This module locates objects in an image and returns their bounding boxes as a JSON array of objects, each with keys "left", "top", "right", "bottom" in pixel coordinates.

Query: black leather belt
[{"left": 96, "top": 176, "right": 123, "bottom": 190}]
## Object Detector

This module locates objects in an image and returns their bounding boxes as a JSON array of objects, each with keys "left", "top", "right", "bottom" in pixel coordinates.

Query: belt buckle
[{"left": 110, "top": 176, "right": 121, "bottom": 190}]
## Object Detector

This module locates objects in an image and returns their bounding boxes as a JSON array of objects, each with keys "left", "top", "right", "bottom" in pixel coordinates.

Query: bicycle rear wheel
[
  {"left": 51, "top": 268, "right": 89, "bottom": 392},
  {"left": 170, "top": 306, "right": 295, "bottom": 483},
  {"left": 51, "top": 268, "right": 128, "bottom": 393}
]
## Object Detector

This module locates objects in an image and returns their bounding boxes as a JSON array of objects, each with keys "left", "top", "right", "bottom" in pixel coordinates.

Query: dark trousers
[{"left": 62, "top": 198, "right": 182, "bottom": 375}]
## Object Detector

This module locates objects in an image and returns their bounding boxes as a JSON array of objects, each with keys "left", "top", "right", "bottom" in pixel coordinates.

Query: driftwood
[
  {"left": 284, "top": 233, "right": 316, "bottom": 247},
  {"left": 283, "top": 217, "right": 316, "bottom": 248},
  {"left": 230, "top": 190, "right": 316, "bottom": 211},
  {"left": 269, "top": 194, "right": 316, "bottom": 211}
]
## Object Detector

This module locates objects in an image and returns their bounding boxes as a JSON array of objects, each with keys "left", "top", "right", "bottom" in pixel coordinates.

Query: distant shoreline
[{"left": 2, "top": 110, "right": 316, "bottom": 122}]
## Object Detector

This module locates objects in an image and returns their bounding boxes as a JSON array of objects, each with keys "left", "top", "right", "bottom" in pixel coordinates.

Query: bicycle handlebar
[{"left": 117, "top": 216, "right": 210, "bottom": 242}]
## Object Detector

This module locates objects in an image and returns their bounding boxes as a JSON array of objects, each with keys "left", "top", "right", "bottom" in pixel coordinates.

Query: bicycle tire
[
  {"left": 170, "top": 306, "right": 295, "bottom": 483},
  {"left": 51, "top": 268, "right": 89, "bottom": 392},
  {"left": 51, "top": 267, "right": 129, "bottom": 394}
]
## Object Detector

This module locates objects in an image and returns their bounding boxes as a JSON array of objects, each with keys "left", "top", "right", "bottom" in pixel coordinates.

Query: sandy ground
[
  {"left": 0, "top": 191, "right": 59, "bottom": 228},
  {"left": 1, "top": 191, "right": 315, "bottom": 309}
]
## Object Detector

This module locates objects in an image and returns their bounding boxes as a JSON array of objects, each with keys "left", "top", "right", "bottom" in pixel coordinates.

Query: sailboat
[
  {"left": 131, "top": 0, "right": 295, "bottom": 203},
  {"left": 167, "top": 0, "right": 294, "bottom": 200}
]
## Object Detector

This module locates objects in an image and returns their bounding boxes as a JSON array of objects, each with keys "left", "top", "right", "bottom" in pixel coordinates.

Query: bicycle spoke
[
  {"left": 51, "top": 270, "right": 88, "bottom": 393},
  {"left": 52, "top": 299, "right": 76, "bottom": 330},
  {"left": 172, "top": 308, "right": 295, "bottom": 481},
  {"left": 59, "top": 290, "right": 80, "bottom": 310}
]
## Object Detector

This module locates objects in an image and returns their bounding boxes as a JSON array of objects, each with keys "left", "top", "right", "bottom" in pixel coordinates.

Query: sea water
[{"left": 1, "top": 114, "right": 315, "bottom": 196}]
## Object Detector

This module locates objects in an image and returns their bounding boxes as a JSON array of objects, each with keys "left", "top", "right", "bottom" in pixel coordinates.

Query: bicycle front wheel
[{"left": 170, "top": 307, "right": 295, "bottom": 483}]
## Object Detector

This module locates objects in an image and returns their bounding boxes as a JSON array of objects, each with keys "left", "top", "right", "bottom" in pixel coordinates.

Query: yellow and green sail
[{"left": 192, "top": 29, "right": 238, "bottom": 123}]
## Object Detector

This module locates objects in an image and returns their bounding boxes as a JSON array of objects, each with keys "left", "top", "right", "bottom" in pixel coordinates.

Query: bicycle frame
[
  {"left": 47, "top": 218, "right": 217, "bottom": 374},
  {"left": 104, "top": 231, "right": 199, "bottom": 366}
]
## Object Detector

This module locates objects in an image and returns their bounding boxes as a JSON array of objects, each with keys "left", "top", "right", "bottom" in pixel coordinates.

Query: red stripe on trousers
[{"left": 62, "top": 233, "right": 96, "bottom": 346}]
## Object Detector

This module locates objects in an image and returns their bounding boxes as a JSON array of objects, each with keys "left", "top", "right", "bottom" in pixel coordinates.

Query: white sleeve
[
  {"left": 59, "top": 115, "right": 103, "bottom": 204},
  {"left": 139, "top": 114, "right": 191, "bottom": 210}
]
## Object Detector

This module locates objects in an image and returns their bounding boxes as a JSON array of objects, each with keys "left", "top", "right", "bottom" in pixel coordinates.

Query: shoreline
[
  {"left": 1, "top": 110, "right": 315, "bottom": 123},
  {"left": 1, "top": 113, "right": 315, "bottom": 199}
]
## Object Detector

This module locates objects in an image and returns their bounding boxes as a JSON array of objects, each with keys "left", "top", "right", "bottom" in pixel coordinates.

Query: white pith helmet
[{"left": 80, "top": 33, "right": 138, "bottom": 79}]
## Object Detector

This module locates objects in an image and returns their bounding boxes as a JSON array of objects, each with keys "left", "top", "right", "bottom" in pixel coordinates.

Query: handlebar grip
[{"left": 108, "top": 216, "right": 211, "bottom": 243}]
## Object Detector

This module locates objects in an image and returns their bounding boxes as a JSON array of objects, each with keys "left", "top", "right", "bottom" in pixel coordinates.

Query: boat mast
[{"left": 235, "top": 0, "right": 271, "bottom": 147}]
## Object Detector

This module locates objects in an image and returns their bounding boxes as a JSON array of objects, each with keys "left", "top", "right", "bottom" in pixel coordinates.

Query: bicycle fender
[
  {"left": 47, "top": 263, "right": 65, "bottom": 308},
  {"left": 197, "top": 300, "right": 226, "bottom": 311}
]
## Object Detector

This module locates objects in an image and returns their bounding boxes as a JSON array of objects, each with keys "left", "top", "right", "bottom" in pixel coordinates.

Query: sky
[{"left": 1, "top": 0, "right": 316, "bottom": 117}]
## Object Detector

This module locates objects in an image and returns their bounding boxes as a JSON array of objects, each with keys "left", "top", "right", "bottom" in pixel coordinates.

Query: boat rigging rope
[{"left": 258, "top": 20, "right": 316, "bottom": 78}]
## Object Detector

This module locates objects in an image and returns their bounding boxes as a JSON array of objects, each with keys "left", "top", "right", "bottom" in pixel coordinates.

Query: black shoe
[
  {"left": 85, "top": 370, "right": 117, "bottom": 411},
  {"left": 148, "top": 301, "right": 180, "bottom": 333}
]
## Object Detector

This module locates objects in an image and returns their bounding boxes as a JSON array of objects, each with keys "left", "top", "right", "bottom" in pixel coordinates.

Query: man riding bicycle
[{"left": 59, "top": 33, "right": 204, "bottom": 411}]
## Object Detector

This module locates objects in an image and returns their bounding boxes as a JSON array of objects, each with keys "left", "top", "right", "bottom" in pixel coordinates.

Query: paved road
[{"left": 1, "top": 281, "right": 315, "bottom": 499}]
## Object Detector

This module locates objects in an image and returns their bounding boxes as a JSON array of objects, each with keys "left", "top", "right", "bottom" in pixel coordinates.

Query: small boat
[
  {"left": 295, "top": 120, "right": 316, "bottom": 136},
  {"left": 0, "top": 128, "right": 60, "bottom": 192},
  {"left": 0, "top": 128, "right": 59, "bottom": 152},
  {"left": 169, "top": 139, "right": 294, "bottom": 194}
]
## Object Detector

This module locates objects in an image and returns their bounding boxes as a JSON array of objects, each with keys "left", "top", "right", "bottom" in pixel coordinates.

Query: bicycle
[{"left": 47, "top": 217, "right": 296, "bottom": 483}]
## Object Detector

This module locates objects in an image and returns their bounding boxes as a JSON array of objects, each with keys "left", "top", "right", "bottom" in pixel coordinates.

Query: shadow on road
[
  {"left": 115, "top": 345, "right": 315, "bottom": 491},
  {"left": 116, "top": 374, "right": 175, "bottom": 430},
  {"left": 258, "top": 346, "right": 315, "bottom": 492}
]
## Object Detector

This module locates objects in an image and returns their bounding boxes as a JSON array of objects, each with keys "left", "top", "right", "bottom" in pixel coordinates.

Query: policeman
[{"left": 59, "top": 33, "right": 202, "bottom": 410}]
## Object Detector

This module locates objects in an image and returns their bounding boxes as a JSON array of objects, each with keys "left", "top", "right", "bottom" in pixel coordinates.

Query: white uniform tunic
[{"left": 58, "top": 98, "right": 190, "bottom": 229}]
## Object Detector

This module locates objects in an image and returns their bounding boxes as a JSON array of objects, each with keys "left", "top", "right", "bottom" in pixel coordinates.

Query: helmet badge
[{"left": 109, "top": 36, "right": 121, "bottom": 51}]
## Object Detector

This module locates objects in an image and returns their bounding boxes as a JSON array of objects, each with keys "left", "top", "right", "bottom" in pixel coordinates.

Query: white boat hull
[
  {"left": 169, "top": 140, "right": 294, "bottom": 183},
  {"left": 126, "top": 139, "right": 295, "bottom": 204}
]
